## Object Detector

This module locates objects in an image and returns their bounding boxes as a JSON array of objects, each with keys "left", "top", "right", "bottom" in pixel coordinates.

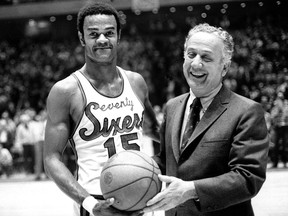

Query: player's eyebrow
[{"left": 87, "top": 26, "right": 116, "bottom": 31}]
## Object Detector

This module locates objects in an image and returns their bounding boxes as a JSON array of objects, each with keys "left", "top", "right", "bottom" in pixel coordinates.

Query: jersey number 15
[{"left": 104, "top": 132, "right": 140, "bottom": 157}]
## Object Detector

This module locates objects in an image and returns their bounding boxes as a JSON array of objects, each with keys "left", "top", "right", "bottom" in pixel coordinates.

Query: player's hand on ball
[
  {"left": 143, "top": 174, "right": 197, "bottom": 213},
  {"left": 92, "top": 198, "right": 144, "bottom": 216},
  {"left": 92, "top": 197, "right": 114, "bottom": 215}
]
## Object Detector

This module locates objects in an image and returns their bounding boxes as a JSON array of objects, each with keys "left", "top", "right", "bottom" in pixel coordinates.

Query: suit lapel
[
  {"left": 172, "top": 94, "right": 189, "bottom": 162},
  {"left": 181, "top": 86, "right": 231, "bottom": 154}
]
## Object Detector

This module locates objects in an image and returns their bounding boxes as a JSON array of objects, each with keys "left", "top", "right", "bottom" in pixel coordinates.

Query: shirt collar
[{"left": 189, "top": 83, "right": 222, "bottom": 112}]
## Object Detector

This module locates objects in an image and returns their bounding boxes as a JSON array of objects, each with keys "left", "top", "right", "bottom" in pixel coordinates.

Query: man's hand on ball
[{"left": 142, "top": 174, "right": 198, "bottom": 213}]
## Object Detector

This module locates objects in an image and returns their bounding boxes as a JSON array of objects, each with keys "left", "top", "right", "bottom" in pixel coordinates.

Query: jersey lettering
[
  {"left": 79, "top": 102, "right": 144, "bottom": 141},
  {"left": 98, "top": 97, "right": 134, "bottom": 111}
]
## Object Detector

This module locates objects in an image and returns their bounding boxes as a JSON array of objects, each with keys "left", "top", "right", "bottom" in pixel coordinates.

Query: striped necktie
[{"left": 180, "top": 97, "right": 202, "bottom": 152}]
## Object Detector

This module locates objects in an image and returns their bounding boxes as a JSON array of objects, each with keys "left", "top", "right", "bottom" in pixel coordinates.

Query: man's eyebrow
[{"left": 186, "top": 48, "right": 213, "bottom": 54}]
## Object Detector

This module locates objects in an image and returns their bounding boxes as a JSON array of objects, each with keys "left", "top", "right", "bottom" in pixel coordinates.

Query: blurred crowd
[
  {"left": 0, "top": 108, "right": 47, "bottom": 179},
  {"left": 0, "top": 10, "right": 288, "bottom": 179}
]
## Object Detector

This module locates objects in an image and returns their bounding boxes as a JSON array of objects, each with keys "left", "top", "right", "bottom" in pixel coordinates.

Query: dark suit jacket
[{"left": 154, "top": 85, "right": 269, "bottom": 216}]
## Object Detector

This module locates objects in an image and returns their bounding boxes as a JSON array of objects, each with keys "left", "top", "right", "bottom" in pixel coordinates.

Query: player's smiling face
[
  {"left": 183, "top": 32, "right": 227, "bottom": 98},
  {"left": 81, "top": 14, "right": 119, "bottom": 64}
]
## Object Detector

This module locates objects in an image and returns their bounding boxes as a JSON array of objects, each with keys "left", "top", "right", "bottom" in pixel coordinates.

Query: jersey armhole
[
  {"left": 118, "top": 67, "right": 145, "bottom": 109},
  {"left": 69, "top": 73, "right": 87, "bottom": 139}
]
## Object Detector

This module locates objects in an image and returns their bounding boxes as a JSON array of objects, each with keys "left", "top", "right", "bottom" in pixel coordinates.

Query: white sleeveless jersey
[{"left": 70, "top": 66, "right": 144, "bottom": 196}]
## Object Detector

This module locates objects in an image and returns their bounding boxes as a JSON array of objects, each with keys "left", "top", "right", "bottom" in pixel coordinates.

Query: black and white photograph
[{"left": 0, "top": 0, "right": 287, "bottom": 216}]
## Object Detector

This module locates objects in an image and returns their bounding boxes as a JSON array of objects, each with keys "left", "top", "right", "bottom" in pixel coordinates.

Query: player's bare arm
[
  {"left": 126, "top": 71, "right": 160, "bottom": 142},
  {"left": 44, "top": 77, "right": 91, "bottom": 204}
]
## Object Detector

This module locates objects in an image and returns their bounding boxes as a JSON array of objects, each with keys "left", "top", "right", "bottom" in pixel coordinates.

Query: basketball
[{"left": 100, "top": 150, "right": 162, "bottom": 211}]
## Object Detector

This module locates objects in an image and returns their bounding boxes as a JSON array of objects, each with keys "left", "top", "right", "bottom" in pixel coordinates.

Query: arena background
[
  {"left": 0, "top": 0, "right": 287, "bottom": 112},
  {"left": 0, "top": 0, "right": 288, "bottom": 216}
]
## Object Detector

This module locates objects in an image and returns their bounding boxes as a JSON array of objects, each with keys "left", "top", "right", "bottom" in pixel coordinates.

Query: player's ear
[
  {"left": 78, "top": 31, "right": 85, "bottom": 46},
  {"left": 117, "top": 30, "right": 121, "bottom": 44}
]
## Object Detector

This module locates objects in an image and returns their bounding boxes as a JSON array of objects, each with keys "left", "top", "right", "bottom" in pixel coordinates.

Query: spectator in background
[
  {"left": 260, "top": 95, "right": 274, "bottom": 164},
  {"left": 0, "top": 120, "right": 11, "bottom": 151},
  {"left": 0, "top": 143, "right": 13, "bottom": 178},
  {"left": 270, "top": 92, "right": 288, "bottom": 168},
  {"left": 0, "top": 111, "right": 15, "bottom": 151},
  {"left": 13, "top": 113, "right": 36, "bottom": 174},
  {"left": 32, "top": 109, "right": 47, "bottom": 180}
]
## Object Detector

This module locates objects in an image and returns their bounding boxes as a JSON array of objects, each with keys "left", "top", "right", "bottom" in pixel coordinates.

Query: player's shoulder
[
  {"left": 118, "top": 66, "right": 145, "bottom": 85},
  {"left": 118, "top": 66, "right": 148, "bottom": 103},
  {"left": 49, "top": 74, "right": 78, "bottom": 96},
  {"left": 47, "top": 74, "right": 80, "bottom": 105}
]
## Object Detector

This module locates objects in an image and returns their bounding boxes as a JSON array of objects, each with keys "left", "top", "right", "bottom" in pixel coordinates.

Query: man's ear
[
  {"left": 78, "top": 31, "right": 85, "bottom": 46},
  {"left": 222, "top": 63, "right": 230, "bottom": 77}
]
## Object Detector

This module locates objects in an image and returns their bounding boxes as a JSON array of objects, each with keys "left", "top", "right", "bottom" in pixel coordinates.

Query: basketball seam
[
  {"left": 125, "top": 158, "right": 156, "bottom": 211},
  {"left": 129, "top": 150, "right": 154, "bottom": 166},
  {"left": 126, "top": 178, "right": 158, "bottom": 211},
  {"left": 101, "top": 163, "right": 159, "bottom": 173},
  {"left": 102, "top": 176, "right": 154, "bottom": 196}
]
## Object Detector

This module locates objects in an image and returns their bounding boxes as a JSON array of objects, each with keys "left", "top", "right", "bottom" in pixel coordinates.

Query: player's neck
[
  {"left": 82, "top": 63, "right": 123, "bottom": 97},
  {"left": 84, "top": 61, "right": 118, "bottom": 81}
]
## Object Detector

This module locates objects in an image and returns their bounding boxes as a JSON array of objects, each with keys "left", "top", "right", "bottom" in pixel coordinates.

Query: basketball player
[{"left": 43, "top": 2, "right": 159, "bottom": 216}]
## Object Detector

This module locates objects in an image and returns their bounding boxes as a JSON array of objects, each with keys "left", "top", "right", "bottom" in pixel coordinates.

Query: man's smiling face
[{"left": 183, "top": 31, "right": 227, "bottom": 98}]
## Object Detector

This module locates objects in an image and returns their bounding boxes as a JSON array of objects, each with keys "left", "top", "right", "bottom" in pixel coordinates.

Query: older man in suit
[{"left": 143, "top": 23, "right": 269, "bottom": 216}]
